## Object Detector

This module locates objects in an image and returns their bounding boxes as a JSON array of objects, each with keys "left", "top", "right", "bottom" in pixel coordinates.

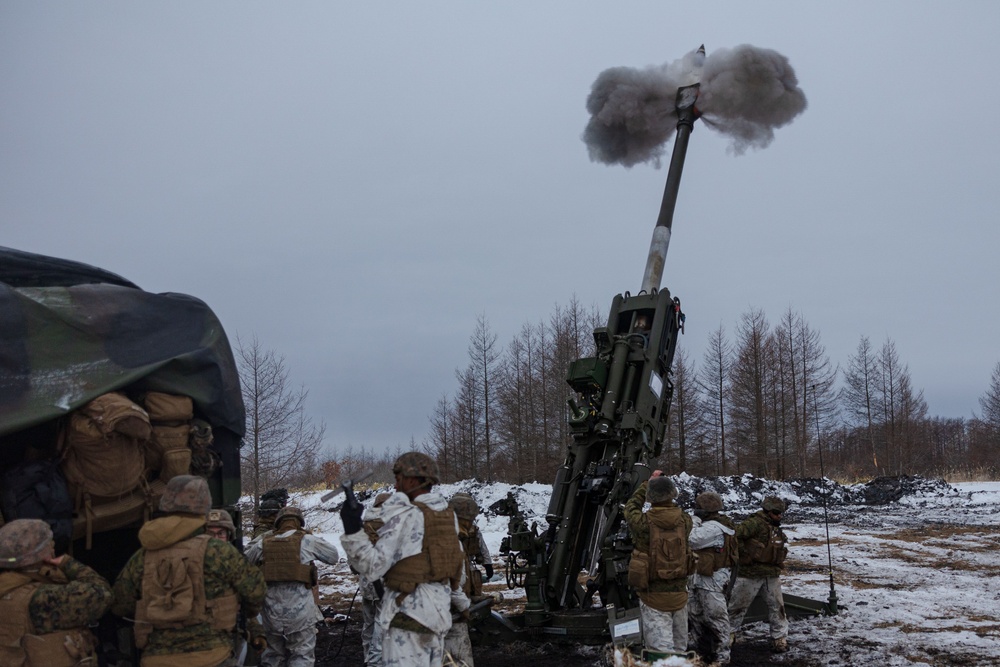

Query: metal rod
[{"left": 812, "top": 384, "right": 839, "bottom": 615}]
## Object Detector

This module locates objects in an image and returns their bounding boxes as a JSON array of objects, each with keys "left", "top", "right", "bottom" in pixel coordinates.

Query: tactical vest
[
  {"left": 646, "top": 506, "right": 695, "bottom": 583},
  {"left": 261, "top": 530, "right": 313, "bottom": 585},
  {"left": 457, "top": 523, "right": 483, "bottom": 597},
  {"left": 0, "top": 569, "right": 96, "bottom": 667},
  {"left": 739, "top": 518, "right": 788, "bottom": 568},
  {"left": 383, "top": 502, "right": 464, "bottom": 595},
  {"left": 693, "top": 513, "right": 738, "bottom": 576},
  {"left": 458, "top": 519, "right": 483, "bottom": 562},
  {"left": 134, "top": 535, "right": 239, "bottom": 649}
]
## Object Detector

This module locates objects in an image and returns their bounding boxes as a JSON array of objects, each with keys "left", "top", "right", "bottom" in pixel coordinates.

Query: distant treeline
[{"left": 418, "top": 298, "right": 1000, "bottom": 485}]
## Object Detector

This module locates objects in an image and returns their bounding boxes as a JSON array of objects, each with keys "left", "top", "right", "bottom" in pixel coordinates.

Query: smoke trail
[{"left": 583, "top": 44, "right": 806, "bottom": 165}]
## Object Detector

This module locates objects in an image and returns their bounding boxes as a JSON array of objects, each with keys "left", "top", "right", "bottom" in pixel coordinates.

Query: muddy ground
[{"left": 312, "top": 593, "right": 814, "bottom": 667}]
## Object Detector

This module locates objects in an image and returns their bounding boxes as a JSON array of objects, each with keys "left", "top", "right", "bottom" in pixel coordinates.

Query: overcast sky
[{"left": 3, "top": 3, "right": 999, "bottom": 456}]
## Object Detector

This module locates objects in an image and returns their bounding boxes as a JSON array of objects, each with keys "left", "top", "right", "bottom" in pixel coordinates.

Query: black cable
[{"left": 322, "top": 585, "right": 360, "bottom": 662}]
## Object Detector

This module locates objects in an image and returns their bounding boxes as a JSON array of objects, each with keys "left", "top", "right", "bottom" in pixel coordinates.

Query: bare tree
[
  {"left": 661, "top": 347, "right": 700, "bottom": 473},
  {"left": 468, "top": 314, "right": 500, "bottom": 481},
  {"left": 841, "top": 336, "right": 881, "bottom": 475},
  {"left": 237, "top": 334, "right": 325, "bottom": 514},
  {"left": 729, "top": 309, "right": 772, "bottom": 477},
  {"left": 979, "top": 361, "right": 1000, "bottom": 428},
  {"left": 697, "top": 325, "right": 731, "bottom": 475},
  {"left": 875, "top": 338, "right": 927, "bottom": 474}
]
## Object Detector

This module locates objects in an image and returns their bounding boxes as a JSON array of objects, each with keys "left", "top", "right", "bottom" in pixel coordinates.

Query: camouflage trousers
[
  {"left": 639, "top": 599, "right": 688, "bottom": 653},
  {"left": 260, "top": 626, "right": 318, "bottom": 667},
  {"left": 727, "top": 576, "right": 788, "bottom": 640},
  {"left": 688, "top": 587, "right": 731, "bottom": 664},
  {"left": 444, "top": 621, "right": 474, "bottom": 666},
  {"left": 362, "top": 595, "right": 385, "bottom": 666},
  {"left": 381, "top": 626, "right": 447, "bottom": 667}
]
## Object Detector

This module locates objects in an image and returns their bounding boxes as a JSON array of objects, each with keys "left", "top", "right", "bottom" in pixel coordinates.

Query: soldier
[
  {"left": 339, "top": 452, "right": 470, "bottom": 667},
  {"left": 111, "top": 475, "right": 268, "bottom": 667},
  {"left": 687, "top": 492, "right": 738, "bottom": 667},
  {"left": 245, "top": 505, "right": 341, "bottom": 667},
  {"left": 207, "top": 508, "right": 237, "bottom": 543},
  {"left": 254, "top": 499, "right": 284, "bottom": 539},
  {"left": 449, "top": 492, "right": 493, "bottom": 583},
  {"left": 360, "top": 492, "right": 393, "bottom": 667},
  {"left": 727, "top": 496, "right": 790, "bottom": 653},
  {"left": 0, "top": 518, "right": 111, "bottom": 666},
  {"left": 623, "top": 472, "right": 694, "bottom": 656},
  {"left": 444, "top": 492, "right": 492, "bottom": 667}
]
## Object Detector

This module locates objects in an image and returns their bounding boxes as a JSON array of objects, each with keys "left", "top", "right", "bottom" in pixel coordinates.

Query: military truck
[{"left": 0, "top": 246, "right": 246, "bottom": 664}]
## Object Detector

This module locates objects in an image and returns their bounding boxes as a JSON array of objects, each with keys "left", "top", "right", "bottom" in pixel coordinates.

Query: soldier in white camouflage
[
  {"left": 340, "top": 452, "right": 470, "bottom": 667},
  {"left": 687, "top": 491, "right": 738, "bottom": 667},
  {"left": 0, "top": 518, "right": 112, "bottom": 666},
  {"left": 111, "top": 475, "right": 268, "bottom": 667},
  {"left": 245, "top": 505, "right": 341, "bottom": 667},
  {"left": 360, "top": 491, "right": 392, "bottom": 666}
]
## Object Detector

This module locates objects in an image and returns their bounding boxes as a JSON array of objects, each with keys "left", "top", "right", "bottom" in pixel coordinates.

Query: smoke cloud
[{"left": 583, "top": 44, "right": 807, "bottom": 165}]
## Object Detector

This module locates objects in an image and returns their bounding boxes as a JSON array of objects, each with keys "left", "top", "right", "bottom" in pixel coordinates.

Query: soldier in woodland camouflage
[
  {"left": 340, "top": 452, "right": 470, "bottom": 667},
  {"left": 727, "top": 496, "right": 790, "bottom": 653},
  {"left": 687, "top": 492, "right": 738, "bottom": 667},
  {"left": 112, "top": 475, "right": 267, "bottom": 666},
  {"left": 245, "top": 505, "right": 341, "bottom": 667},
  {"left": 206, "top": 509, "right": 237, "bottom": 543},
  {"left": 623, "top": 473, "right": 694, "bottom": 655},
  {"left": 0, "top": 518, "right": 112, "bottom": 666}
]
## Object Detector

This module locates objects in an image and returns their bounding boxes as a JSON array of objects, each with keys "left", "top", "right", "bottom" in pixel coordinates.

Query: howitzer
[{"left": 479, "top": 84, "right": 701, "bottom": 645}]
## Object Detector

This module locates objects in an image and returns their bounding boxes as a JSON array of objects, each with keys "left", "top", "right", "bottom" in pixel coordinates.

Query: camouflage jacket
[
  {"left": 623, "top": 482, "right": 693, "bottom": 593},
  {"left": 0, "top": 557, "right": 111, "bottom": 634},
  {"left": 341, "top": 490, "right": 470, "bottom": 636},
  {"left": 245, "top": 527, "right": 340, "bottom": 634},
  {"left": 734, "top": 510, "right": 788, "bottom": 579},
  {"left": 111, "top": 515, "right": 267, "bottom": 656}
]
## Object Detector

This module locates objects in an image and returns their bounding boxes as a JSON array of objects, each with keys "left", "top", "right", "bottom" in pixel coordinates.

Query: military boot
[{"left": 771, "top": 637, "right": 788, "bottom": 653}]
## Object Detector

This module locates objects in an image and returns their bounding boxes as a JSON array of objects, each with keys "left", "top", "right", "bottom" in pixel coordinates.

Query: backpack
[
  {"left": 59, "top": 392, "right": 156, "bottom": 548},
  {"left": 141, "top": 392, "right": 194, "bottom": 482},
  {"left": 646, "top": 506, "right": 696, "bottom": 583}
]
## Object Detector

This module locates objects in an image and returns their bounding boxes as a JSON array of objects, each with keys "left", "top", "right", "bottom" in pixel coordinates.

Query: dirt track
[{"left": 312, "top": 604, "right": 816, "bottom": 667}]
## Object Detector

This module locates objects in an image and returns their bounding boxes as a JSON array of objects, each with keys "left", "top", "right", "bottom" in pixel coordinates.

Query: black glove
[
  {"left": 484, "top": 563, "right": 494, "bottom": 580},
  {"left": 340, "top": 485, "right": 364, "bottom": 535}
]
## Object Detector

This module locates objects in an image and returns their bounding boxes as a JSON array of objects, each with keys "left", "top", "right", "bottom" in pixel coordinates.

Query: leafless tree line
[{"left": 427, "top": 302, "right": 1000, "bottom": 483}]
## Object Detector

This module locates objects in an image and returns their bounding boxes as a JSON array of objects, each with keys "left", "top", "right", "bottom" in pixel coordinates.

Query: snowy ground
[{"left": 262, "top": 477, "right": 1000, "bottom": 666}]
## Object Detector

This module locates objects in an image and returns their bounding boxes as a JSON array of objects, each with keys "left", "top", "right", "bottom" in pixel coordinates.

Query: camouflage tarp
[{"left": 0, "top": 247, "right": 245, "bottom": 439}]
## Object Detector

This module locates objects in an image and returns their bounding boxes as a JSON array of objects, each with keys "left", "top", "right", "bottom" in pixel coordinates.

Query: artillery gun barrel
[{"left": 639, "top": 83, "right": 701, "bottom": 294}]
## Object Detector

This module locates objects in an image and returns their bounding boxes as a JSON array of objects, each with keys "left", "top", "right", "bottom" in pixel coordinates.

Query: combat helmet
[
  {"left": 373, "top": 492, "right": 392, "bottom": 508},
  {"left": 258, "top": 498, "right": 282, "bottom": 517},
  {"left": 261, "top": 488, "right": 289, "bottom": 507},
  {"left": 159, "top": 474, "right": 212, "bottom": 516},
  {"left": 392, "top": 452, "right": 440, "bottom": 485},
  {"left": 449, "top": 492, "right": 479, "bottom": 521},
  {"left": 207, "top": 509, "right": 236, "bottom": 534},
  {"left": 695, "top": 492, "right": 724, "bottom": 512},
  {"left": 0, "top": 519, "right": 55, "bottom": 569},
  {"left": 762, "top": 496, "right": 787, "bottom": 513},
  {"left": 647, "top": 476, "right": 678, "bottom": 503},
  {"left": 276, "top": 505, "right": 305, "bottom": 529}
]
